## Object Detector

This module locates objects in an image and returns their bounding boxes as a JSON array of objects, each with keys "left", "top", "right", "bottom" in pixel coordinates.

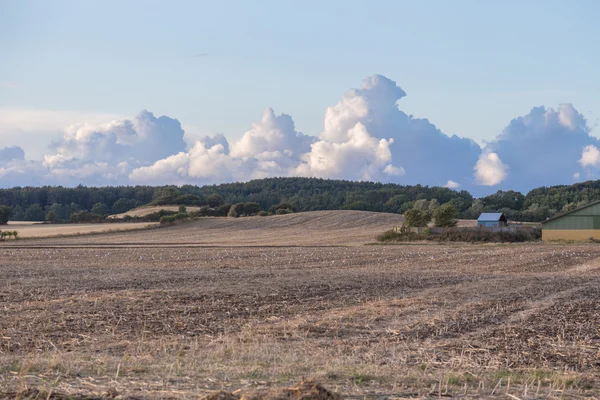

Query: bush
[
  {"left": 159, "top": 212, "right": 190, "bottom": 225},
  {"left": 228, "top": 202, "right": 262, "bottom": 218},
  {"left": 217, "top": 203, "right": 232, "bottom": 217},
  {"left": 269, "top": 202, "right": 297, "bottom": 214},
  {"left": 258, "top": 210, "right": 270, "bottom": 216},
  {"left": 70, "top": 211, "right": 105, "bottom": 223},
  {"left": 276, "top": 208, "right": 293, "bottom": 215},
  {"left": 376, "top": 227, "right": 540, "bottom": 243},
  {"left": 0, "top": 230, "right": 18, "bottom": 240}
]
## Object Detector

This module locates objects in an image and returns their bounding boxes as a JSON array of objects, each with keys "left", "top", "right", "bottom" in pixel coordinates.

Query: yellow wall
[{"left": 542, "top": 229, "right": 600, "bottom": 241}]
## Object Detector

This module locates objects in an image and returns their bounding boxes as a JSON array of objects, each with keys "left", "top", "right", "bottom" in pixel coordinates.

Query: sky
[{"left": 1, "top": 0, "right": 600, "bottom": 195}]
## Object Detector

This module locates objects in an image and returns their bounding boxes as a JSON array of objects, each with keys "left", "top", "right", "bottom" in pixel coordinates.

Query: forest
[{"left": 0, "top": 177, "right": 599, "bottom": 222}]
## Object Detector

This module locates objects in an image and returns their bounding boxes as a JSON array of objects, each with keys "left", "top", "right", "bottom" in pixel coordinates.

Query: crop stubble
[{"left": 1, "top": 211, "right": 600, "bottom": 398}]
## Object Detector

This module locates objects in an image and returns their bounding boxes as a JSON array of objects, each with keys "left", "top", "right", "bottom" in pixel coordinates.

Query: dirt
[{"left": 1, "top": 211, "right": 600, "bottom": 398}]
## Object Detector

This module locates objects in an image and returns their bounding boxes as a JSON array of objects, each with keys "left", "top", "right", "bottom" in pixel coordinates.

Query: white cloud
[
  {"left": 474, "top": 152, "right": 508, "bottom": 186},
  {"left": 296, "top": 123, "right": 401, "bottom": 181},
  {"left": 41, "top": 110, "right": 187, "bottom": 184},
  {"left": 129, "top": 107, "right": 313, "bottom": 185},
  {"left": 445, "top": 180, "right": 460, "bottom": 189},
  {"left": 579, "top": 145, "right": 600, "bottom": 168}
]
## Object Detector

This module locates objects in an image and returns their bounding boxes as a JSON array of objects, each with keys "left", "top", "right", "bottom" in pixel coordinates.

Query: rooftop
[{"left": 477, "top": 213, "right": 506, "bottom": 221}]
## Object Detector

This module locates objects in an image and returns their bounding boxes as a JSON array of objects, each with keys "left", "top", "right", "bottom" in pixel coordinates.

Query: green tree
[
  {"left": 428, "top": 199, "right": 440, "bottom": 213},
  {"left": 0, "top": 205, "right": 12, "bottom": 225},
  {"left": 24, "top": 204, "right": 45, "bottom": 221},
  {"left": 45, "top": 210, "right": 57, "bottom": 223},
  {"left": 206, "top": 194, "right": 224, "bottom": 208},
  {"left": 91, "top": 202, "right": 110, "bottom": 216},
  {"left": 404, "top": 209, "right": 431, "bottom": 227},
  {"left": 433, "top": 204, "right": 457, "bottom": 227},
  {"left": 413, "top": 199, "right": 430, "bottom": 212},
  {"left": 112, "top": 198, "right": 139, "bottom": 214}
]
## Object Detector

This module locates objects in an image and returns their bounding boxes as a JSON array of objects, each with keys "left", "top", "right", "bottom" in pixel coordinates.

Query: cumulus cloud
[
  {"left": 474, "top": 152, "right": 508, "bottom": 186},
  {"left": 296, "top": 123, "right": 402, "bottom": 181},
  {"left": 477, "top": 104, "right": 600, "bottom": 192},
  {"left": 40, "top": 110, "right": 187, "bottom": 185},
  {"left": 130, "top": 108, "right": 312, "bottom": 185},
  {"left": 313, "top": 75, "right": 481, "bottom": 185},
  {"left": 298, "top": 75, "right": 480, "bottom": 185}
]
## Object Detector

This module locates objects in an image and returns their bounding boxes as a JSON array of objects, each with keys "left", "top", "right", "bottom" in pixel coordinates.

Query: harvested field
[
  {"left": 1, "top": 221, "right": 157, "bottom": 238},
  {"left": 6, "top": 210, "right": 473, "bottom": 247},
  {"left": 2, "top": 211, "right": 600, "bottom": 398},
  {"left": 109, "top": 205, "right": 201, "bottom": 219}
]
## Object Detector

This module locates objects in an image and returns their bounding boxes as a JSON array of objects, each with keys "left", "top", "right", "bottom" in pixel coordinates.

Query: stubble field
[{"left": 1, "top": 211, "right": 600, "bottom": 399}]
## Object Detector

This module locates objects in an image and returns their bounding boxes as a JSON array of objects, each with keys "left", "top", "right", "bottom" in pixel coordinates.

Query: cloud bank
[
  {"left": 477, "top": 104, "right": 600, "bottom": 192},
  {"left": 1, "top": 75, "right": 599, "bottom": 194}
]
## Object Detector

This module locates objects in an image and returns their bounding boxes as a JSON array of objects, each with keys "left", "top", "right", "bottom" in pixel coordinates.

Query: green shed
[{"left": 542, "top": 200, "right": 600, "bottom": 241}]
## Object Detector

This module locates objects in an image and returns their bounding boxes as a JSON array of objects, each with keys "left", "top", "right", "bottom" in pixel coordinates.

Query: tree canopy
[{"left": 2, "top": 177, "right": 600, "bottom": 222}]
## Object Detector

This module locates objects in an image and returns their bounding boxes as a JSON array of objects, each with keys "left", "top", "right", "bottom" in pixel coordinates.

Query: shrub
[
  {"left": 70, "top": 211, "right": 105, "bottom": 223},
  {"left": 269, "top": 202, "right": 297, "bottom": 214},
  {"left": 376, "top": 227, "right": 539, "bottom": 243},
  {"left": 178, "top": 205, "right": 187, "bottom": 214},
  {"left": 217, "top": 204, "right": 232, "bottom": 217},
  {"left": 0, "top": 230, "right": 18, "bottom": 240},
  {"left": 258, "top": 210, "right": 270, "bottom": 216},
  {"left": 228, "top": 204, "right": 240, "bottom": 218},
  {"left": 228, "top": 202, "right": 262, "bottom": 218},
  {"left": 159, "top": 212, "right": 189, "bottom": 225},
  {"left": 276, "top": 208, "right": 293, "bottom": 215}
]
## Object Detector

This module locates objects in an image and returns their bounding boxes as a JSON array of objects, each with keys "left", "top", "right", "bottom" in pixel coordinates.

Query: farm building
[
  {"left": 542, "top": 200, "right": 600, "bottom": 241},
  {"left": 477, "top": 213, "right": 508, "bottom": 228}
]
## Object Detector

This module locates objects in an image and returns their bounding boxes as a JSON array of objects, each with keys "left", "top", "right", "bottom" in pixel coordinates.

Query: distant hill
[{"left": 2, "top": 177, "right": 600, "bottom": 222}]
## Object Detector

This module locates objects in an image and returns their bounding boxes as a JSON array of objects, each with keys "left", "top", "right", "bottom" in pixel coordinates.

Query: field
[
  {"left": 109, "top": 205, "right": 202, "bottom": 219},
  {"left": 2, "top": 211, "right": 600, "bottom": 399},
  {"left": 3, "top": 221, "right": 157, "bottom": 238}
]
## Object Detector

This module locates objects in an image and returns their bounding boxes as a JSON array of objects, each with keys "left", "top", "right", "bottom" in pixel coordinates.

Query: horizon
[{"left": 2, "top": 1, "right": 600, "bottom": 195}]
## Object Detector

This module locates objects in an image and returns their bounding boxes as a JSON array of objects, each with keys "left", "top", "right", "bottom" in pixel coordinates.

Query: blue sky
[{"left": 1, "top": 0, "right": 600, "bottom": 193}]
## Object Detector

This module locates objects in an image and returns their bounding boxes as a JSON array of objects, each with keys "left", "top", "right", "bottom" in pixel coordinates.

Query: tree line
[{"left": 2, "top": 177, "right": 600, "bottom": 223}]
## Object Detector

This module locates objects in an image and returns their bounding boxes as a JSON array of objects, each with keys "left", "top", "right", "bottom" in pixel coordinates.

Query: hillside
[
  {"left": 5, "top": 210, "right": 476, "bottom": 247},
  {"left": 108, "top": 205, "right": 201, "bottom": 218}
]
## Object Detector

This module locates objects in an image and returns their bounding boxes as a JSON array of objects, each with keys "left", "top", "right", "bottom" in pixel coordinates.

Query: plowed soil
[{"left": 1, "top": 211, "right": 599, "bottom": 399}]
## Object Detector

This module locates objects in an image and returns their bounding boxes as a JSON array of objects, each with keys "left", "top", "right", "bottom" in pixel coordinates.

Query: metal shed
[
  {"left": 477, "top": 213, "right": 508, "bottom": 228},
  {"left": 542, "top": 200, "right": 600, "bottom": 241}
]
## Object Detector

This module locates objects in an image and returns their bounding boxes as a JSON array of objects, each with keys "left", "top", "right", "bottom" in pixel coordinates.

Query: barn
[
  {"left": 542, "top": 200, "right": 600, "bottom": 241},
  {"left": 477, "top": 213, "right": 508, "bottom": 228}
]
